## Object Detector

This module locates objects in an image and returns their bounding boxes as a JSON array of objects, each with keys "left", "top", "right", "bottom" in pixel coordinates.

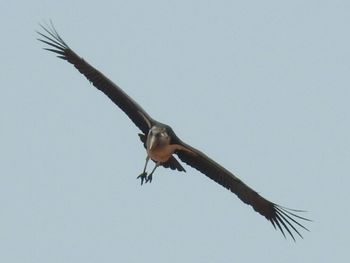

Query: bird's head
[{"left": 148, "top": 125, "right": 170, "bottom": 150}]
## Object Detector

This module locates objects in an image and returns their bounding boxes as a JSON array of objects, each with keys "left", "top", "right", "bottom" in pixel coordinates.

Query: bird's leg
[
  {"left": 137, "top": 156, "right": 150, "bottom": 185},
  {"left": 145, "top": 162, "right": 160, "bottom": 183}
]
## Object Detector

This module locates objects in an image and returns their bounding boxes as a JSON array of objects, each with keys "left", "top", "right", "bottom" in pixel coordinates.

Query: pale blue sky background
[{"left": 1, "top": 0, "right": 349, "bottom": 262}]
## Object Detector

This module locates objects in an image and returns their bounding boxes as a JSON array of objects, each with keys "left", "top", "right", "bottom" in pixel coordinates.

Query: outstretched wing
[
  {"left": 174, "top": 140, "right": 310, "bottom": 240},
  {"left": 37, "top": 22, "right": 154, "bottom": 134}
]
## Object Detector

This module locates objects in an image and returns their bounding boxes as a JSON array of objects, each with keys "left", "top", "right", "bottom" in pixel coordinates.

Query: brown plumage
[{"left": 38, "top": 22, "right": 310, "bottom": 240}]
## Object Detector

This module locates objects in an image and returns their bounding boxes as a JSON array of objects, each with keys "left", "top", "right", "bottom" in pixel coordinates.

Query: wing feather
[
  {"left": 37, "top": 22, "right": 154, "bottom": 134},
  {"left": 175, "top": 141, "right": 310, "bottom": 240}
]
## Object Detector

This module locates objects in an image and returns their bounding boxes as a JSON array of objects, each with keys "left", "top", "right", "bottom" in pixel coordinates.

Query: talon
[
  {"left": 146, "top": 174, "right": 153, "bottom": 183},
  {"left": 137, "top": 172, "right": 147, "bottom": 185}
]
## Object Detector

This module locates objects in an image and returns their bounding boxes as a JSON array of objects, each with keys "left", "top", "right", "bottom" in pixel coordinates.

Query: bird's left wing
[
  {"left": 173, "top": 140, "right": 310, "bottom": 240},
  {"left": 37, "top": 22, "right": 154, "bottom": 134}
]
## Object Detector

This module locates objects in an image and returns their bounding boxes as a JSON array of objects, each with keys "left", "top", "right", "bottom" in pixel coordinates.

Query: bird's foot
[
  {"left": 145, "top": 174, "right": 153, "bottom": 183},
  {"left": 137, "top": 172, "right": 147, "bottom": 185}
]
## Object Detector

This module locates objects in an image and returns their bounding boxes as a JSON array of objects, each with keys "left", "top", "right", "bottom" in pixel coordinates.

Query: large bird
[{"left": 37, "top": 22, "right": 310, "bottom": 240}]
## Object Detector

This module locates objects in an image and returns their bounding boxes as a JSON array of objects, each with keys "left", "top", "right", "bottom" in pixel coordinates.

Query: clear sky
[{"left": 1, "top": 0, "right": 349, "bottom": 262}]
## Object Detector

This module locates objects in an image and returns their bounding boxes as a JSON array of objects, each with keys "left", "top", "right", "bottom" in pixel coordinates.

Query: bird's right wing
[{"left": 37, "top": 22, "right": 154, "bottom": 134}]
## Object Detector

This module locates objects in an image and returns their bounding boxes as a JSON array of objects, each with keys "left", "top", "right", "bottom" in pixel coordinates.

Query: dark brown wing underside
[
  {"left": 175, "top": 142, "right": 310, "bottom": 240},
  {"left": 37, "top": 23, "right": 153, "bottom": 134}
]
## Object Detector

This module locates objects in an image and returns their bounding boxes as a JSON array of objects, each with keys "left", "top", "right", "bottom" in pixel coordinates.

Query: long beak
[{"left": 149, "top": 136, "right": 157, "bottom": 150}]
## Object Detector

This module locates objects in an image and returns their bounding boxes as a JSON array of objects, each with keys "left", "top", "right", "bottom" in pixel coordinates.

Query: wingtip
[{"left": 271, "top": 204, "right": 311, "bottom": 241}]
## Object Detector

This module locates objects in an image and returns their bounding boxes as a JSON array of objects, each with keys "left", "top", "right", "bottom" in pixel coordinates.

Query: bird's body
[
  {"left": 146, "top": 125, "right": 192, "bottom": 163},
  {"left": 38, "top": 22, "right": 310, "bottom": 240},
  {"left": 147, "top": 125, "right": 173, "bottom": 163},
  {"left": 147, "top": 137, "right": 179, "bottom": 163}
]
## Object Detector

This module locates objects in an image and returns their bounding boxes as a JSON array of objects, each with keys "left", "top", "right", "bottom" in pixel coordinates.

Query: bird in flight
[{"left": 37, "top": 22, "right": 310, "bottom": 240}]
